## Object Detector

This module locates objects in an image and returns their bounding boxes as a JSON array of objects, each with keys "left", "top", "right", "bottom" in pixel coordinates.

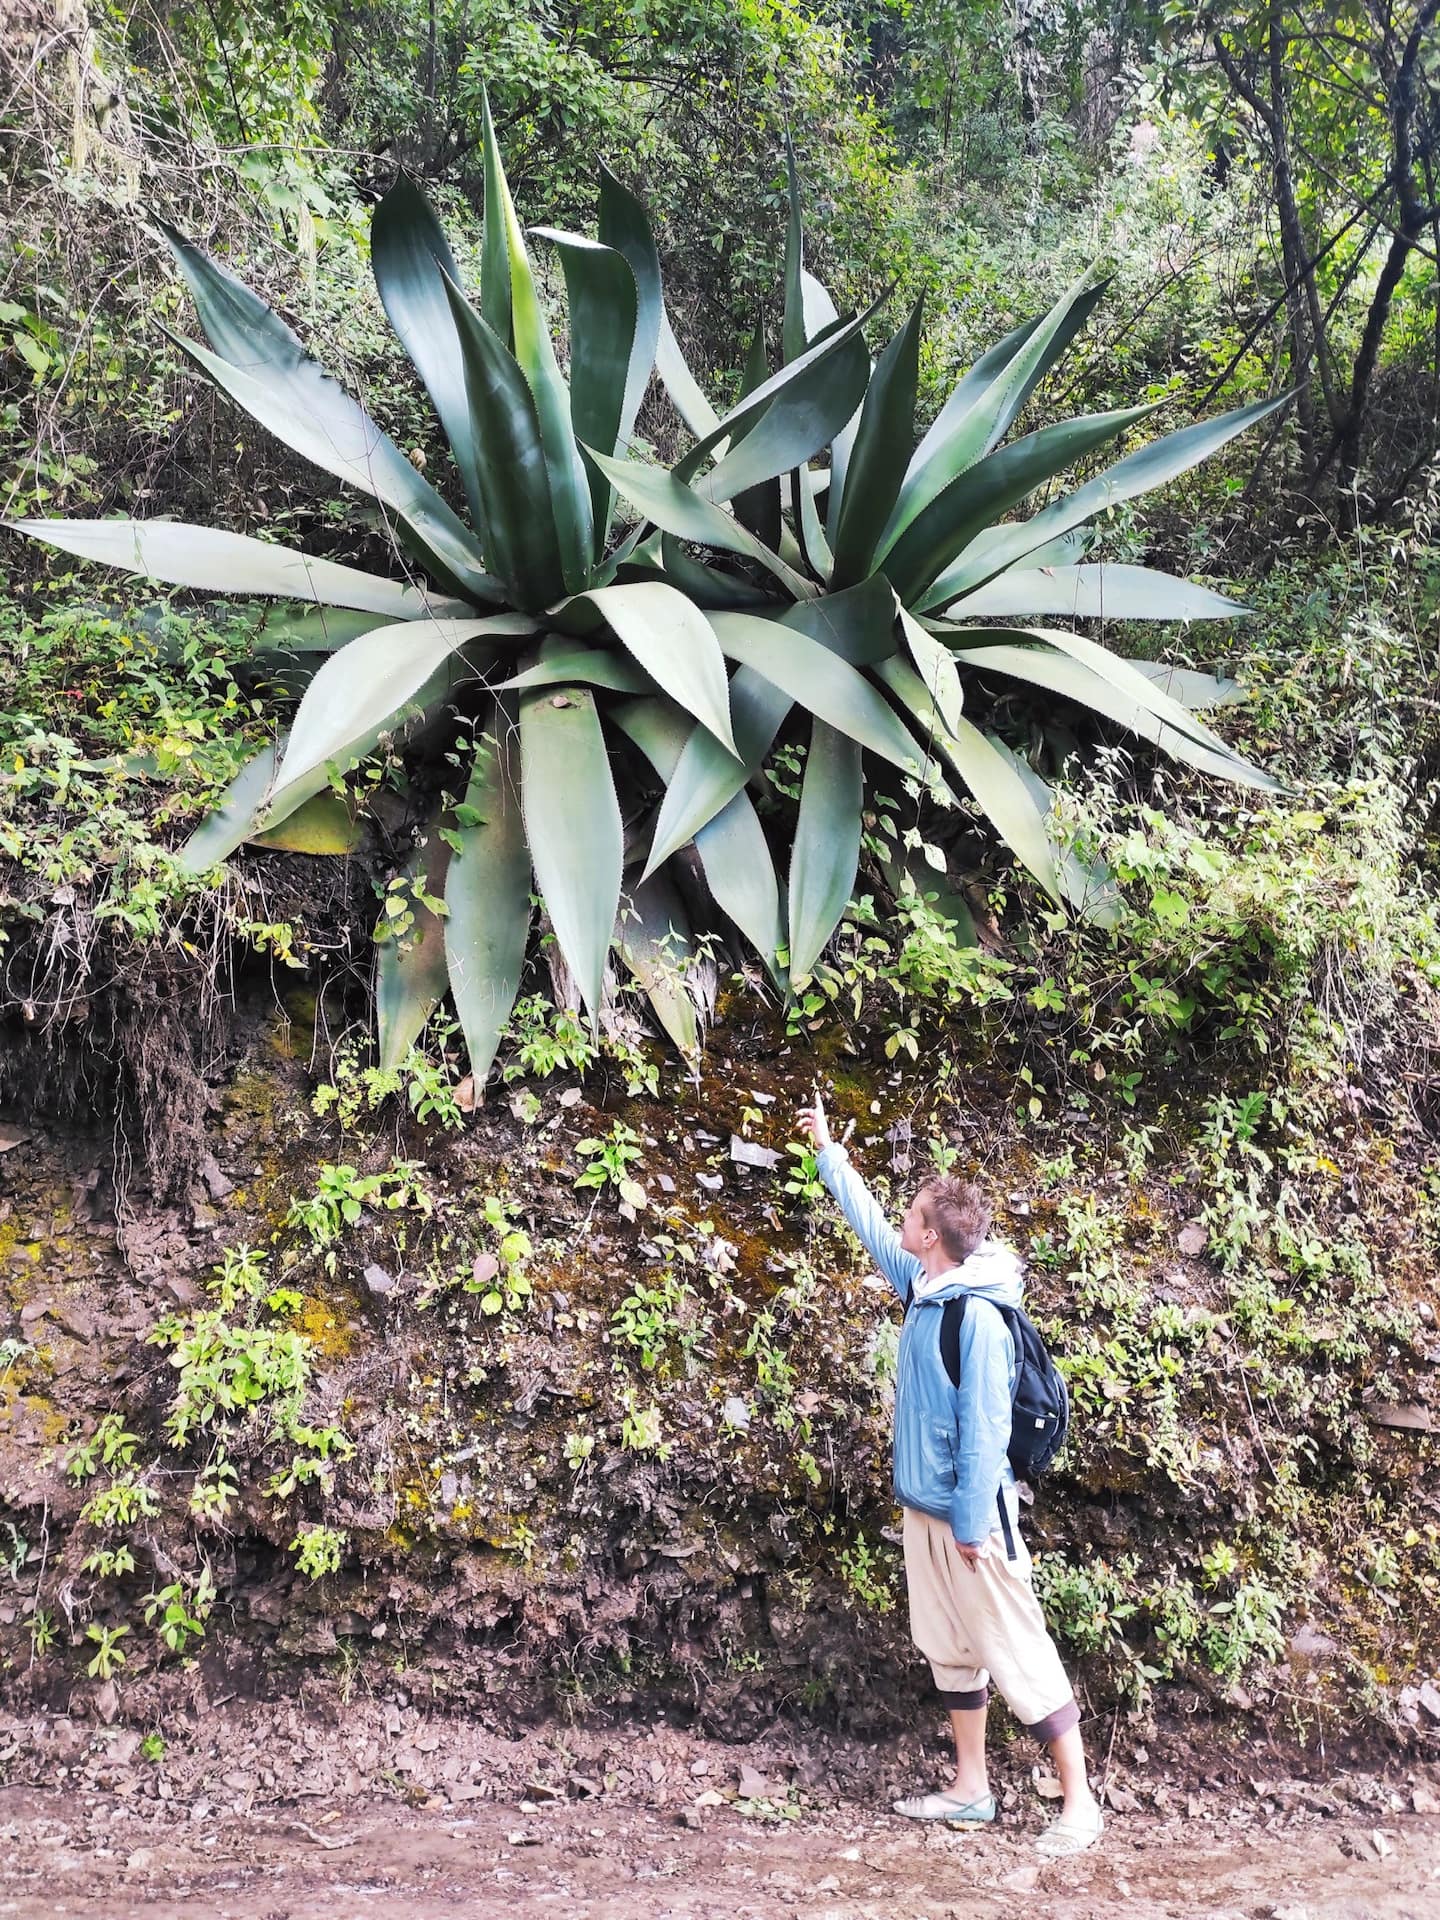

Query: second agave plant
[{"left": 8, "top": 107, "right": 1284, "bottom": 1083}]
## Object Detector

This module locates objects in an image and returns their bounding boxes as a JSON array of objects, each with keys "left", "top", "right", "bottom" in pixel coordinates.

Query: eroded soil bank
[{"left": 3, "top": 1704, "right": 1439, "bottom": 1919}]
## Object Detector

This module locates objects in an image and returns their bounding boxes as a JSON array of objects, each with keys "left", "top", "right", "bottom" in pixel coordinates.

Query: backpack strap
[
  {"left": 997, "top": 1488, "right": 1017, "bottom": 1561},
  {"left": 939, "top": 1295, "right": 966, "bottom": 1389}
]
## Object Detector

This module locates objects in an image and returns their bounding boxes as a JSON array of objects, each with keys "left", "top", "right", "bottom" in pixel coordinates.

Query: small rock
[
  {"left": 558, "top": 1087, "right": 583, "bottom": 1108},
  {"left": 1370, "top": 1828, "right": 1394, "bottom": 1859},
  {"left": 1186, "top": 1793, "right": 1205, "bottom": 1818},
  {"left": 454, "top": 1075, "right": 477, "bottom": 1114},
  {"left": 570, "top": 1775, "right": 601, "bottom": 1798},
  {"left": 1419, "top": 1681, "right": 1440, "bottom": 1724},
  {"left": 124, "top": 1848, "right": 153, "bottom": 1874},
  {"left": 690, "top": 1758, "right": 709, "bottom": 1776},
  {"left": 1104, "top": 1781, "right": 1141, "bottom": 1813},
  {"left": 721, "top": 1396, "right": 751, "bottom": 1431},
  {"left": 680, "top": 1806, "right": 703, "bottom": 1830},
  {"left": 1177, "top": 1221, "right": 1208, "bottom": 1256},
  {"left": 447, "top": 1783, "right": 484, "bottom": 1803},
  {"left": 56, "top": 1302, "right": 95, "bottom": 1341},
  {"left": 656, "top": 1173, "right": 676, "bottom": 1194},
  {"left": 506, "top": 1829, "right": 539, "bottom": 1846},
  {"left": 363, "top": 1264, "right": 397, "bottom": 1297},
  {"left": 1034, "top": 1773, "right": 1063, "bottom": 1800},
  {"left": 1412, "top": 1784, "right": 1440, "bottom": 1815},
  {"left": 694, "top": 1790, "right": 723, "bottom": 1808},
  {"left": 695, "top": 1172, "right": 724, "bottom": 1193},
  {"left": 0, "top": 1124, "right": 33, "bottom": 1153},
  {"left": 1271, "top": 1906, "right": 1310, "bottom": 1920},
  {"left": 94, "top": 1680, "right": 120, "bottom": 1725},
  {"left": 196, "top": 1153, "right": 233, "bottom": 1201},
  {"left": 729, "top": 1136, "right": 782, "bottom": 1171},
  {"left": 737, "top": 1764, "right": 768, "bottom": 1798},
  {"left": 1001, "top": 1866, "right": 1040, "bottom": 1892},
  {"left": 18, "top": 1300, "right": 51, "bottom": 1330},
  {"left": 111, "top": 1731, "right": 141, "bottom": 1765}
]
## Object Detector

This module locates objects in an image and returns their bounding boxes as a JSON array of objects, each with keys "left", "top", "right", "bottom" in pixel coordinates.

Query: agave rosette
[{"left": 9, "top": 112, "right": 1282, "bottom": 1081}]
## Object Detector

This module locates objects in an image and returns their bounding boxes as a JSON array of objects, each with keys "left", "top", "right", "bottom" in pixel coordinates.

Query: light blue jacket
[{"left": 817, "top": 1143, "right": 1021, "bottom": 1547}]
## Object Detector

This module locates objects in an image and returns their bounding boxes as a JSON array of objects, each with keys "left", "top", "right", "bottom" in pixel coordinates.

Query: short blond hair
[{"left": 915, "top": 1176, "right": 991, "bottom": 1263}]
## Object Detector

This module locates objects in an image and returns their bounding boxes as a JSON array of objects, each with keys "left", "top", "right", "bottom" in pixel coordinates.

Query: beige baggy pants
[{"left": 903, "top": 1506, "right": 1079, "bottom": 1740}]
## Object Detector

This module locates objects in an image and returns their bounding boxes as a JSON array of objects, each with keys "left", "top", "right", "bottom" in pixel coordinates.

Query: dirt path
[
  {"left": 2, "top": 1781, "right": 1437, "bottom": 1919},
  {"left": 1, "top": 1705, "right": 1437, "bottom": 1919}
]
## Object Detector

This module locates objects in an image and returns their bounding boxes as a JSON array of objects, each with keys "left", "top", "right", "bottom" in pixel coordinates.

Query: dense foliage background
[{"left": 1, "top": 0, "right": 1438, "bottom": 1749}]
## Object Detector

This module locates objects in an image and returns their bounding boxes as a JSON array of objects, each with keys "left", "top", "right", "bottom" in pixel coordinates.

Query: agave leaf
[
  {"left": 943, "top": 623, "right": 1242, "bottom": 755},
  {"left": 793, "top": 465, "right": 834, "bottom": 578},
  {"left": 371, "top": 171, "right": 490, "bottom": 541},
  {"left": 678, "top": 304, "right": 877, "bottom": 500},
  {"left": 178, "top": 743, "right": 298, "bottom": 873},
  {"left": 882, "top": 403, "right": 1157, "bottom": 605},
  {"left": 251, "top": 790, "right": 364, "bottom": 853},
  {"left": 948, "top": 638, "right": 1277, "bottom": 787},
  {"left": 496, "top": 646, "right": 648, "bottom": 696},
  {"left": 946, "top": 621, "right": 1251, "bottom": 757},
  {"left": 519, "top": 675, "right": 622, "bottom": 1024},
  {"left": 996, "top": 739, "right": 1122, "bottom": 927},
  {"left": 696, "top": 330, "right": 869, "bottom": 507},
  {"left": 796, "top": 268, "right": 866, "bottom": 539},
  {"left": 708, "top": 612, "right": 924, "bottom": 776},
  {"left": 479, "top": 102, "right": 594, "bottom": 591},
  {"left": 896, "top": 601, "right": 963, "bottom": 737},
  {"left": 731, "top": 322, "right": 782, "bottom": 549},
  {"left": 782, "top": 134, "right": 807, "bottom": 368},
  {"left": 940, "top": 563, "right": 1250, "bottom": 623},
  {"left": 376, "top": 812, "right": 452, "bottom": 1071},
  {"left": 445, "top": 713, "right": 531, "bottom": 1086},
  {"left": 154, "top": 224, "right": 494, "bottom": 600},
  {"left": 656, "top": 311, "right": 721, "bottom": 439},
  {"left": 829, "top": 298, "right": 924, "bottom": 589},
  {"left": 616, "top": 873, "right": 701, "bottom": 1058},
  {"left": 533, "top": 228, "right": 639, "bottom": 548},
  {"left": 788, "top": 719, "right": 863, "bottom": 979},
  {"left": 640, "top": 665, "right": 792, "bottom": 879},
  {"left": 597, "top": 163, "right": 664, "bottom": 445},
  {"left": 784, "top": 574, "right": 898, "bottom": 666},
  {"left": 274, "top": 615, "right": 519, "bottom": 797},
  {"left": 887, "top": 275, "right": 1107, "bottom": 546},
  {"left": 658, "top": 533, "right": 773, "bottom": 609},
  {"left": 562, "top": 582, "right": 737, "bottom": 754},
  {"left": 614, "top": 697, "right": 785, "bottom": 983},
  {"left": 696, "top": 790, "right": 786, "bottom": 987},
  {"left": 874, "top": 655, "right": 1063, "bottom": 900},
  {"left": 5, "top": 519, "right": 464, "bottom": 618},
  {"left": 442, "top": 277, "right": 566, "bottom": 608},
  {"left": 585, "top": 447, "right": 816, "bottom": 599},
  {"left": 479, "top": 93, "right": 513, "bottom": 343},
  {"left": 923, "top": 393, "right": 1291, "bottom": 606},
  {"left": 169, "top": 330, "right": 498, "bottom": 605},
  {"left": 1129, "top": 661, "right": 1247, "bottom": 708}
]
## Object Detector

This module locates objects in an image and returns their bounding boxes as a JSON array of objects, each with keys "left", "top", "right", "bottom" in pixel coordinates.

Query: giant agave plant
[{"left": 10, "top": 110, "right": 1282, "bottom": 1081}]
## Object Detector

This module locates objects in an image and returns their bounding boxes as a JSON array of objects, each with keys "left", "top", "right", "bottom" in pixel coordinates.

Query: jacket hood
[{"left": 913, "top": 1240, "right": 1024, "bottom": 1308}]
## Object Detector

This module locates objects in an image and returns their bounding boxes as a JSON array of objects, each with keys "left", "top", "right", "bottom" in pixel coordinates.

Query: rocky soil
[{"left": 2, "top": 1704, "right": 1438, "bottom": 1918}]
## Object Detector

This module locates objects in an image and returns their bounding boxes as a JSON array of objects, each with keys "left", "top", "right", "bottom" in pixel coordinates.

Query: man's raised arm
[{"left": 797, "top": 1095, "right": 922, "bottom": 1305}]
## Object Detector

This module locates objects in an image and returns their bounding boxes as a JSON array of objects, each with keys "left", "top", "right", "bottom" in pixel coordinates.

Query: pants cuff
[
  {"left": 1026, "top": 1698, "right": 1080, "bottom": 1743},
  {"left": 938, "top": 1685, "right": 989, "bottom": 1711}
]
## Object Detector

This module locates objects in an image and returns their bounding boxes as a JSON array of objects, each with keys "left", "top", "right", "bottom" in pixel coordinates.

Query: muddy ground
[{"left": 1, "top": 1704, "right": 1437, "bottom": 1919}]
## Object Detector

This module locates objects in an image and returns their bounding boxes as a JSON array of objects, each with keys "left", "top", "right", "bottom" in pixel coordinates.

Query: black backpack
[{"left": 905, "top": 1285, "right": 1070, "bottom": 1482}]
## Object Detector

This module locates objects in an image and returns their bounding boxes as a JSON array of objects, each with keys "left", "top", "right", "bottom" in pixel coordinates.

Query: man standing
[{"left": 798, "top": 1095, "right": 1104, "bottom": 1857}]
